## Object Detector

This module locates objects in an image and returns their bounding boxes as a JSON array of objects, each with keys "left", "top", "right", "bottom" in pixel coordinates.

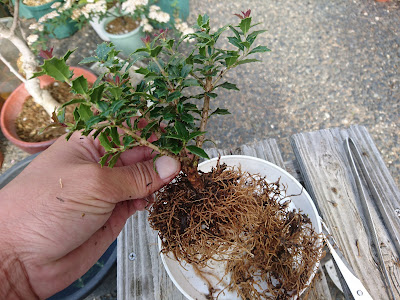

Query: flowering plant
[{"left": 27, "top": 0, "right": 192, "bottom": 51}]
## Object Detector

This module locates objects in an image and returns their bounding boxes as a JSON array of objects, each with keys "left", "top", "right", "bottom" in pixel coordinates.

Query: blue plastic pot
[
  {"left": 101, "top": 16, "right": 145, "bottom": 56},
  {"left": 11, "top": 0, "right": 61, "bottom": 20},
  {"left": 157, "top": 0, "right": 189, "bottom": 21}
]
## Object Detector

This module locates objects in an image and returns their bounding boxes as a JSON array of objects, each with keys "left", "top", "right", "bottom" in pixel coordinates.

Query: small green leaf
[
  {"left": 186, "top": 145, "right": 209, "bottom": 159},
  {"left": 110, "top": 127, "right": 121, "bottom": 146},
  {"left": 248, "top": 45, "right": 271, "bottom": 55},
  {"left": 188, "top": 131, "right": 206, "bottom": 140},
  {"left": 150, "top": 45, "right": 163, "bottom": 57},
  {"left": 35, "top": 57, "right": 73, "bottom": 82},
  {"left": 99, "top": 153, "right": 111, "bottom": 167},
  {"left": 239, "top": 17, "right": 252, "bottom": 35},
  {"left": 79, "top": 56, "right": 99, "bottom": 64},
  {"left": 60, "top": 98, "right": 86, "bottom": 109},
  {"left": 180, "top": 64, "right": 192, "bottom": 78},
  {"left": 108, "top": 152, "right": 121, "bottom": 168},
  {"left": 236, "top": 58, "right": 261, "bottom": 65},
  {"left": 225, "top": 55, "right": 240, "bottom": 67},
  {"left": 96, "top": 43, "right": 112, "bottom": 60},
  {"left": 182, "top": 79, "right": 200, "bottom": 87},
  {"left": 90, "top": 84, "right": 105, "bottom": 103},
  {"left": 71, "top": 76, "right": 88, "bottom": 94},
  {"left": 216, "top": 82, "right": 240, "bottom": 91},
  {"left": 78, "top": 104, "right": 92, "bottom": 121},
  {"left": 227, "top": 37, "right": 244, "bottom": 51},
  {"left": 246, "top": 30, "right": 267, "bottom": 45},
  {"left": 167, "top": 91, "right": 182, "bottom": 102},
  {"left": 175, "top": 121, "right": 189, "bottom": 140},
  {"left": 210, "top": 108, "right": 231, "bottom": 116},
  {"left": 180, "top": 113, "right": 194, "bottom": 124},
  {"left": 229, "top": 25, "right": 241, "bottom": 39},
  {"left": 99, "top": 131, "right": 113, "bottom": 152}
]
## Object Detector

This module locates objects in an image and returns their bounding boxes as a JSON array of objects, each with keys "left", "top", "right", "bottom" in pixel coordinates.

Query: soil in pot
[
  {"left": 149, "top": 162, "right": 323, "bottom": 299},
  {"left": 105, "top": 16, "right": 140, "bottom": 35},
  {"left": 15, "top": 81, "right": 82, "bottom": 142}
]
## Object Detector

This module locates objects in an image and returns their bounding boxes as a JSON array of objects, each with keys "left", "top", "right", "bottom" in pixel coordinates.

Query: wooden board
[
  {"left": 117, "top": 138, "right": 332, "bottom": 299},
  {"left": 291, "top": 125, "right": 400, "bottom": 299}
]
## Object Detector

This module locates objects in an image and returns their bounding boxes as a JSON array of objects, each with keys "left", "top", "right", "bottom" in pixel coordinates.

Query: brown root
[{"left": 148, "top": 163, "right": 323, "bottom": 299}]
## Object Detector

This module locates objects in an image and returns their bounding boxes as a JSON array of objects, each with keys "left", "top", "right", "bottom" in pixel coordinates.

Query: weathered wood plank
[
  {"left": 290, "top": 125, "right": 400, "bottom": 299},
  {"left": 117, "top": 138, "right": 332, "bottom": 299}
]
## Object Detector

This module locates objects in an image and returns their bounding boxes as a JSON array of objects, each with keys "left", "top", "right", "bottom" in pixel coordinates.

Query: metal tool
[
  {"left": 321, "top": 219, "right": 373, "bottom": 300},
  {"left": 345, "top": 137, "right": 397, "bottom": 300}
]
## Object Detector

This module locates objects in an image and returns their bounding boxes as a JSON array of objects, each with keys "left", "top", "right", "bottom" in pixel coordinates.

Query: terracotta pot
[{"left": 0, "top": 67, "right": 97, "bottom": 154}]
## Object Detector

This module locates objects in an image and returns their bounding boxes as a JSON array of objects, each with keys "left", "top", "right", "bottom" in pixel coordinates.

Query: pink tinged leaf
[
  {"left": 244, "top": 9, "right": 251, "bottom": 18},
  {"left": 234, "top": 13, "right": 244, "bottom": 19},
  {"left": 39, "top": 47, "right": 54, "bottom": 59}
]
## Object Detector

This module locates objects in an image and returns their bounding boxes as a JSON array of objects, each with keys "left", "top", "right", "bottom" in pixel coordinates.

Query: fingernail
[{"left": 155, "top": 156, "right": 180, "bottom": 180}]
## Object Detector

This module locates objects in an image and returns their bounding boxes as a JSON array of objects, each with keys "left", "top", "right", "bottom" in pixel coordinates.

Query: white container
[
  {"left": 159, "top": 155, "right": 322, "bottom": 300},
  {"left": 89, "top": 16, "right": 110, "bottom": 41}
]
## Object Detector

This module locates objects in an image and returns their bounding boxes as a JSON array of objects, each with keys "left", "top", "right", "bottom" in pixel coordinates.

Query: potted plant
[
  {"left": 10, "top": 0, "right": 60, "bottom": 20},
  {"left": 0, "top": 1, "right": 97, "bottom": 153},
  {"left": 36, "top": 10, "right": 323, "bottom": 299}
]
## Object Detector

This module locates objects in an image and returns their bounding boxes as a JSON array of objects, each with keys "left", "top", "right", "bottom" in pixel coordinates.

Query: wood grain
[{"left": 291, "top": 125, "right": 400, "bottom": 299}]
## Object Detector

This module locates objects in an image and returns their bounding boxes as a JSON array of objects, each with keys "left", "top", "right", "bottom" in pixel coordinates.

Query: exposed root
[{"left": 149, "top": 163, "right": 323, "bottom": 299}]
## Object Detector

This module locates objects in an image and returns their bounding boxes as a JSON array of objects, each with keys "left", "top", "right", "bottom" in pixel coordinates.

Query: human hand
[{"left": 0, "top": 132, "right": 180, "bottom": 299}]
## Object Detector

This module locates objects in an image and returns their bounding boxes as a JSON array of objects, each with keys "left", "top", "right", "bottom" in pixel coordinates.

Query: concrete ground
[{"left": 0, "top": 0, "right": 399, "bottom": 299}]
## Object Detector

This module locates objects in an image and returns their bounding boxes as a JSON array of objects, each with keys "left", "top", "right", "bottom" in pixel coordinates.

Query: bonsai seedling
[{"left": 37, "top": 10, "right": 323, "bottom": 299}]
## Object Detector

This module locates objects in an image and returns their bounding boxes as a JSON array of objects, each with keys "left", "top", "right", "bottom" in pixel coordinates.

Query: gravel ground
[{"left": 0, "top": 0, "right": 399, "bottom": 299}]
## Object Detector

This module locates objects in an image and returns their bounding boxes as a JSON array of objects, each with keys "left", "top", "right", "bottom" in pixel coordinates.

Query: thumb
[{"left": 106, "top": 156, "right": 181, "bottom": 202}]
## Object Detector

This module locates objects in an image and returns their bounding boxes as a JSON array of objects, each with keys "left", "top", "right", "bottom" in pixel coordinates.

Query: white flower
[
  {"left": 148, "top": 5, "right": 170, "bottom": 23},
  {"left": 71, "top": 8, "right": 82, "bottom": 20},
  {"left": 121, "top": 0, "right": 148, "bottom": 14},
  {"left": 50, "top": 2, "right": 61, "bottom": 9},
  {"left": 175, "top": 18, "right": 194, "bottom": 35},
  {"left": 140, "top": 17, "right": 153, "bottom": 32},
  {"left": 27, "top": 34, "right": 39, "bottom": 45},
  {"left": 29, "top": 23, "right": 44, "bottom": 31},
  {"left": 38, "top": 11, "right": 60, "bottom": 23}
]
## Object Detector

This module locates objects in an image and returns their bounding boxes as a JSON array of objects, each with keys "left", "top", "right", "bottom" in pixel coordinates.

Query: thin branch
[
  {"left": 10, "top": 0, "right": 19, "bottom": 34},
  {"left": 0, "top": 52, "right": 26, "bottom": 83}
]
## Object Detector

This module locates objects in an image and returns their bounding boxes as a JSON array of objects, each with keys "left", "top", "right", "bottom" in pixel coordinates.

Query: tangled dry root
[{"left": 148, "top": 163, "right": 323, "bottom": 299}]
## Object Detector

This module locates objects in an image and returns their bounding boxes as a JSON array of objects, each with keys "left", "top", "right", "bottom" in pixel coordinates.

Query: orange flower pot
[{"left": 0, "top": 66, "right": 97, "bottom": 154}]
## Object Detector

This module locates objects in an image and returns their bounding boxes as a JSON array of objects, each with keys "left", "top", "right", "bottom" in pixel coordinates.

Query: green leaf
[
  {"left": 63, "top": 49, "right": 74, "bottom": 62},
  {"left": 175, "top": 121, "right": 189, "bottom": 140},
  {"left": 90, "top": 84, "right": 105, "bottom": 103},
  {"left": 248, "top": 45, "right": 271, "bottom": 55},
  {"left": 79, "top": 56, "right": 99, "bottom": 64},
  {"left": 216, "top": 82, "right": 239, "bottom": 91},
  {"left": 150, "top": 45, "right": 163, "bottom": 57},
  {"left": 186, "top": 145, "right": 209, "bottom": 159},
  {"left": 180, "top": 64, "right": 192, "bottom": 78},
  {"left": 227, "top": 37, "right": 244, "bottom": 51},
  {"left": 60, "top": 98, "right": 86, "bottom": 109},
  {"left": 225, "top": 55, "right": 240, "bottom": 67},
  {"left": 206, "top": 92, "right": 218, "bottom": 98},
  {"left": 229, "top": 25, "right": 241, "bottom": 39},
  {"left": 99, "top": 153, "right": 111, "bottom": 167},
  {"left": 110, "top": 127, "right": 121, "bottom": 146},
  {"left": 35, "top": 57, "right": 73, "bottom": 82},
  {"left": 246, "top": 30, "right": 267, "bottom": 45},
  {"left": 99, "top": 131, "right": 113, "bottom": 152},
  {"left": 180, "top": 113, "right": 194, "bottom": 124},
  {"left": 188, "top": 131, "right": 206, "bottom": 140},
  {"left": 123, "top": 135, "right": 134, "bottom": 147},
  {"left": 167, "top": 91, "right": 182, "bottom": 103},
  {"left": 96, "top": 43, "right": 112, "bottom": 60},
  {"left": 108, "top": 152, "right": 121, "bottom": 168},
  {"left": 236, "top": 58, "right": 261, "bottom": 65},
  {"left": 71, "top": 76, "right": 88, "bottom": 94},
  {"left": 78, "top": 104, "right": 92, "bottom": 121},
  {"left": 239, "top": 17, "right": 252, "bottom": 35},
  {"left": 182, "top": 79, "right": 200, "bottom": 87},
  {"left": 210, "top": 108, "right": 230, "bottom": 116}
]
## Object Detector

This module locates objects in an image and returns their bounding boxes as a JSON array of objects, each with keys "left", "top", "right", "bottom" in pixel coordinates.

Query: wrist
[
  {"left": 0, "top": 192, "right": 39, "bottom": 299},
  {"left": 0, "top": 252, "right": 39, "bottom": 299}
]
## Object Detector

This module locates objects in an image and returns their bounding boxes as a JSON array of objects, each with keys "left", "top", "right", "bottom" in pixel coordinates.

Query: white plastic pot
[
  {"left": 89, "top": 16, "right": 110, "bottom": 41},
  {"left": 159, "top": 155, "right": 322, "bottom": 300}
]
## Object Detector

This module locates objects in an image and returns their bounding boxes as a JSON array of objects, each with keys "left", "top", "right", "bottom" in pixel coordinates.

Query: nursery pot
[
  {"left": 0, "top": 67, "right": 97, "bottom": 154},
  {"left": 159, "top": 155, "right": 322, "bottom": 300},
  {"left": 158, "top": 0, "right": 190, "bottom": 22},
  {"left": 47, "top": 18, "right": 79, "bottom": 39},
  {"left": 11, "top": 0, "right": 61, "bottom": 20},
  {"left": 99, "top": 15, "right": 145, "bottom": 56}
]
